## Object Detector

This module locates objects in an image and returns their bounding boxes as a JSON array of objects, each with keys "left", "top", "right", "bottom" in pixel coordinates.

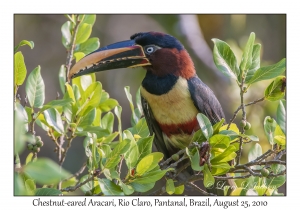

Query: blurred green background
[{"left": 14, "top": 14, "right": 286, "bottom": 194}]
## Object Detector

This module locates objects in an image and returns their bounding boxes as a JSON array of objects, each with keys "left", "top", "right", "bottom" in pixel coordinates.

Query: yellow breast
[{"left": 140, "top": 76, "right": 199, "bottom": 125}]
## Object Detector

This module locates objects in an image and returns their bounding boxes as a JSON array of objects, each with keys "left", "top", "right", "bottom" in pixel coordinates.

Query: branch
[
  {"left": 61, "top": 170, "right": 102, "bottom": 192},
  {"left": 61, "top": 162, "right": 86, "bottom": 182},
  {"left": 160, "top": 148, "right": 187, "bottom": 168},
  {"left": 61, "top": 175, "right": 94, "bottom": 192},
  {"left": 65, "top": 15, "right": 82, "bottom": 82},
  {"left": 227, "top": 97, "right": 265, "bottom": 130},
  {"left": 187, "top": 182, "right": 215, "bottom": 196},
  {"left": 58, "top": 15, "right": 82, "bottom": 190},
  {"left": 60, "top": 137, "right": 74, "bottom": 165}
]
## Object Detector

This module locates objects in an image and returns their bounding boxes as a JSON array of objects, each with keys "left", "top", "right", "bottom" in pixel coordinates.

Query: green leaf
[
  {"left": 74, "top": 52, "right": 85, "bottom": 62},
  {"left": 35, "top": 188, "right": 62, "bottom": 196},
  {"left": 120, "top": 182, "right": 134, "bottom": 195},
  {"left": 25, "top": 179, "right": 36, "bottom": 194},
  {"left": 58, "top": 65, "right": 66, "bottom": 94},
  {"left": 212, "top": 38, "right": 239, "bottom": 80},
  {"left": 247, "top": 135, "right": 259, "bottom": 142},
  {"left": 100, "top": 91, "right": 109, "bottom": 103},
  {"left": 79, "top": 174, "right": 98, "bottom": 193},
  {"left": 25, "top": 66, "right": 45, "bottom": 108},
  {"left": 14, "top": 173, "right": 27, "bottom": 195},
  {"left": 105, "top": 139, "right": 131, "bottom": 169},
  {"left": 271, "top": 164, "right": 285, "bottom": 174},
  {"left": 174, "top": 185, "right": 184, "bottom": 195},
  {"left": 78, "top": 108, "right": 96, "bottom": 128},
  {"left": 14, "top": 51, "right": 27, "bottom": 86},
  {"left": 274, "top": 125, "right": 286, "bottom": 146},
  {"left": 230, "top": 187, "right": 248, "bottom": 196},
  {"left": 265, "top": 175, "right": 286, "bottom": 189},
  {"left": 101, "top": 112, "right": 114, "bottom": 133},
  {"left": 166, "top": 179, "right": 175, "bottom": 195},
  {"left": 136, "top": 88, "right": 143, "bottom": 117},
  {"left": 24, "top": 158, "right": 70, "bottom": 185},
  {"left": 14, "top": 102, "right": 28, "bottom": 154},
  {"left": 79, "top": 14, "right": 96, "bottom": 26},
  {"left": 25, "top": 152, "right": 34, "bottom": 165},
  {"left": 61, "top": 177, "right": 78, "bottom": 189},
  {"left": 240, "top": 32, "right": 255, "bottom": 73},
  {"left": 35, "top": 113, "right": 50, "bottom": 132},
  {"left": 186, "top": 148, "right": 203, "bottom": 171},
  {"left": 130, "top": 182, "right": 155, "bottom": 192},
  {"left": 248, "top": 143, "right": 262, "bottom": 170},
  {"left": 114, "top": 105, "right": 122, "bottom": 141},
  {"left": 219, "top": 130, "right": 239, "bottom": 141},
  {"left": 76, "top": 23, "right": 92, "bottom": 44},
  {"left": 44, "top": 108, "right": 64, "bottom": 134},
  {"left": 212, "top": 118, "right": 226, "bottom": 133},
  {"left": 264, "top": 76, "right": 286, "bottom": 101},
  {"left": 264, "top": 116, "right": 277, "bottom": 145},
  {"left": 75, "top": 37, "right": 100, "bottom": 55},
  {"left": 277, "top": 100, "right": 286, "bottom": 135},
  {"left": 99, "top": 98, "right": 119, "bottom": 112},
  {"left": 124, "top": 86, "right": 138, "bottom": 125},
  {"left": 25, "top": 106, "right": 32, "bottom": 123},
  {"left": 133, "top": 169, "right": 171, "bottom": 184},
  {"left": 220, "top": 123, "right": 239, "bottom": 133},
  {"left": 40, "top": 98, "right": 73, "bottom": 113},
  {"left": 77, "top": 82, "right": 102, "bottom": 116},
  {"left": 61, "top": 21, "right": 72, "bottom": 49},
  {"left": 203, "top": 164, "right": 215, "bottom": 188},
  {"left": 83, "top": 136, "right": 93, "bottom": 157},
  {"left": 245, "top": 44, "right": 261, "bottom": 83},
  {"left": 76, "top": 125, "right": 109, "bottom": 138},
  {"left": 136, "top": 136, "right": 154, "bottom": 163},
  {"left": 124, "top": 137, "right": 139, "bottom": 169},
  {"left": 99, "top": 132, "right": 119, "bottom": 144},
  {"left": 210, "top": 145, "right": 237, "bottom": 163},
  {"left": 209, "top": 134, "right": 230, "bottom": 149},
  {"left": 65, "top": 83, "right": 75, "bottom": 101},
  {"left": 98, "top": 178, "right": 124, "bottom": 195},
  {"left": 92, "top": 108, "right": 102, "bottom": 126},
  {"left": 211, "top": 162, "right": 231, "bottom": 175},
  {"left": 247, "top": 58, "right": 286, "bottom": 84},
  {"left": 128, "top": 118, "right": 150, "bottom": 138},
  {"left": 136, "top": 152, "right": 164, "bottom": 175},
  {"left": 14, "top": 40, "right": 34, "bottom": 52},
  {"left": 73, "top": 74, "right": 94, "bottom": 93},
  {"left": 196, "top": 113, "right": 213, "bottom": 140}
]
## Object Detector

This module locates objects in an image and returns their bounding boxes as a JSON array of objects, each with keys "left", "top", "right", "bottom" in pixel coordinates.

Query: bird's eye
[{"left": 145, "top": 46, "right": 155, "bottom": 54}]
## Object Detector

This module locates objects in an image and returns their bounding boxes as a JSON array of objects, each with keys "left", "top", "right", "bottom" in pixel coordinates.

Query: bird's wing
[
  {"left": 141, "top": 95, "right": 171, "bottom": 159},
  {"left": 187, "top": 75, "right": 225, "bottom": 124}
]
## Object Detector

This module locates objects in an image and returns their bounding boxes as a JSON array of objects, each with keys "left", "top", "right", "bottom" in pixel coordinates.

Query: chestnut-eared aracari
[{"left": 69, "top": 32, "right": 232, "bottom": 194}]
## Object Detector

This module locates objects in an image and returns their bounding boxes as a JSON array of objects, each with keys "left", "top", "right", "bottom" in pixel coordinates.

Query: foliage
[{"left": 14, "top": 15, "right": 286, "bottom": 196}]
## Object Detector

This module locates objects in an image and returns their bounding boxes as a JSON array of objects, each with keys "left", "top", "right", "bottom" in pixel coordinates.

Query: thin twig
[
  {"left": 187, "top": 183, "right": 215, "bottom": 196},
  {"left": 65, "top": 15, "right": 82, "bottom": 82},
  {"left": 61, "top": 163, "right": 87, "bottom": 182},
  {"left": 58, "top": 15, "right": 82, "bottom": 190},
  {"left": 245, "top": 97, "right": 265, "bottom": 107},
  {"left": 166, "top": 155, "right": 188, "bottom": 170},
  {"left": 61, "top": 175, "right": 94, "bottom": 192},
  {"left": 115, "top": 156, "right": 124, "bottom": 185},
  {"left": 160, "top": 148, "right": 187, "bottom": 168},
  {"left": 226, "top": 97, "right": 265, "bottom": 130},
  {"left": 60, "top": 138, "right": 74, "bottom": 165}
]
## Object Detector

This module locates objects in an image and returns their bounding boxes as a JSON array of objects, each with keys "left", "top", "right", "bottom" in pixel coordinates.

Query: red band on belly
[{"left": 158, "top": 118, "right": 199, "bottom": 137}]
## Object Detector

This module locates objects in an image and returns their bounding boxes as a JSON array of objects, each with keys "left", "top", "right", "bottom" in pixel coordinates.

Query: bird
[{"left": 69, "top": 32, "right": 229, "bottom": 194}]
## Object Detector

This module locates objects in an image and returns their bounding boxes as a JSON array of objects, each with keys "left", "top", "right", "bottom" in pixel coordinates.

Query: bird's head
[{"left": 68, "top": 32, "right": 196, "bottom": 81}]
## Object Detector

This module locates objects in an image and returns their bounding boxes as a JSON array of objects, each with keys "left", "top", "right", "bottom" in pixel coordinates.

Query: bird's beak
[{"left": 68, "top": 40, "right": 150, "bottom": 80}]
